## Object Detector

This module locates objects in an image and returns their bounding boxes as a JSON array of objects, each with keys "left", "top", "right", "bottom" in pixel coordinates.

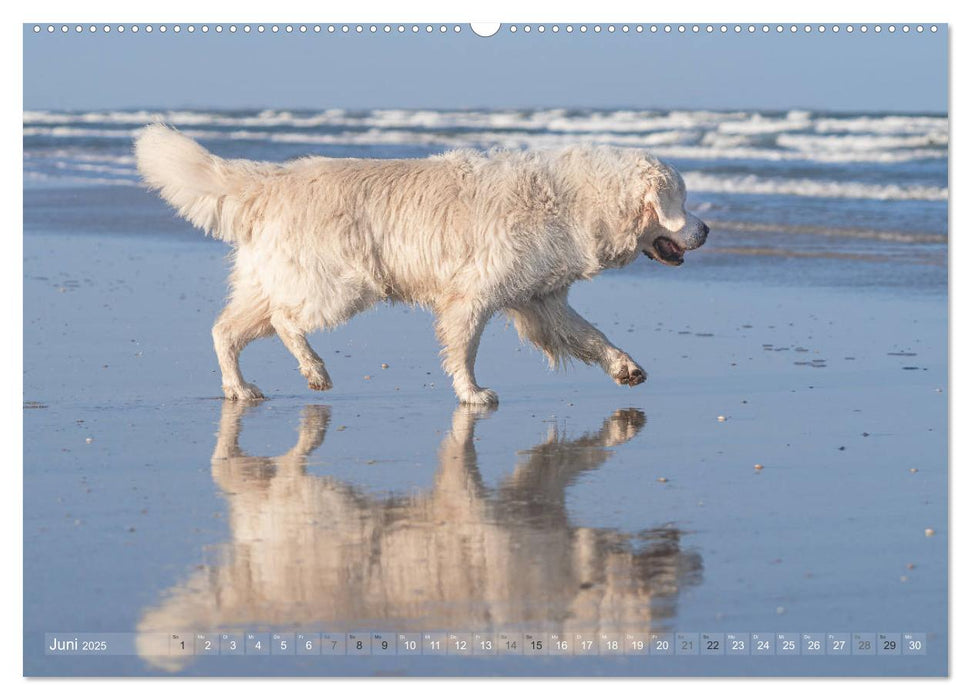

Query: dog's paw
[
  {"left": 223, "top": 382, "right": 266, "bottom": 401},
  {"left": 303, "top": 365, "right": 333, "bottom": 392},
  {"left": 603, "top": 408, "right": 647, "bottom": 445},
  {"left": 459, "top": 387, "right": 500, "bottom": 406},
  {"left": 611, "top": 355, "right": 647, "bottom": 387}
]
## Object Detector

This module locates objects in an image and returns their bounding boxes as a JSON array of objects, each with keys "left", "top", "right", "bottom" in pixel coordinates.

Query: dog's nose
[{"left": 701, "top": 222, "right": 710, "bottom": 237}]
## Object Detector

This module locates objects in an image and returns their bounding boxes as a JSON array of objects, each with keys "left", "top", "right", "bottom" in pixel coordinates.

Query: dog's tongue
[{"left": 655, "top": 237, "right": 685, "bottom": 264}]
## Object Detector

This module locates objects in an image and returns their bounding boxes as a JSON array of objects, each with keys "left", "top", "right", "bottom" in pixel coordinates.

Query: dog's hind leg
[
  {"left": 508, "top": 290, "right": 646, "bottom": 387},
  {"left": 271, "top": 311, "right": 333, "bottom": 391},
  {"left": 212, "top": 300, "right": 273, "bottom": 400},
  {"left": 435, "top": 302, "right": 498, "bottom": 405}
]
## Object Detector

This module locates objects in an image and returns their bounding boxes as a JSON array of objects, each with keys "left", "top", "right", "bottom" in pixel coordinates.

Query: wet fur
[{"left": 135, "top": 124, "right": 707, "bottom": 404}]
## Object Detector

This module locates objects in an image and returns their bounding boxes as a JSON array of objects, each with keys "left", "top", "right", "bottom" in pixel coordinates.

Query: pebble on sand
[
  {"left": 925, "top": 528, "right": 935, "bottom": 537},
  {"left": 364, "top": 375, "right": 372, "bottom": 380},
  {"left": 84, "top": 437, "right": 93, "bottom": 444},
  {"left": 754, "top": 463, "right": 764, "bottom": 470},
  {"left": 717, "top": 415, "right": 727, "bottom": 422},
  {"left": 776, "top": 606, "right": 786, "bottom": 615},
  {"left": 657, "top": 477, "right": 668, "bottom": 483},
  {"left": 381, "top": 363, "right": 389, "bottom": 369},
  {"left": 910, "top": 468, "right": 919, "bottom": 473}
]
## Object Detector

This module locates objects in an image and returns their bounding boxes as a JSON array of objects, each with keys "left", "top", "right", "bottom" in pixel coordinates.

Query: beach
[{"left": 23, "top": 108, "right": 947, "bottom": 676}]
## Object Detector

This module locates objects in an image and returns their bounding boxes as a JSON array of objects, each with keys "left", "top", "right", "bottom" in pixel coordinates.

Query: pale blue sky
[{"left": 23, "top": 24, "right": 947, "bottom": 113}]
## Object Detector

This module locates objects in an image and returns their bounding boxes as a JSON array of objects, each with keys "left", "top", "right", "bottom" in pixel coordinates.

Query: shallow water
[{"left": 23, "top": 225, "right": 947, "bottom": 676}]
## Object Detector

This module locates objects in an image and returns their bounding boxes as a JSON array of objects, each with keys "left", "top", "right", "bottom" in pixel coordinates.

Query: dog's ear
[{"left": 639, "top": 159, "right": 687, "bottom": 232}]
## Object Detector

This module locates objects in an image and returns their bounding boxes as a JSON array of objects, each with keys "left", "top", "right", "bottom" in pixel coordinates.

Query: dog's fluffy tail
[{"left": 134, "top": 124, "right": 262, "bottom": 242}]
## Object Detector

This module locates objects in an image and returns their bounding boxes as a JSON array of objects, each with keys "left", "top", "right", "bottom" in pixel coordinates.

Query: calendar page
[{"left": 22, "top": 14, "right": 948, "bottom": 679}]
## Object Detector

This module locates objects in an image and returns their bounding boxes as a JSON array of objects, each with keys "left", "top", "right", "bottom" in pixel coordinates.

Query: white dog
[{"left": 135, "top": 125, "right": 708, "bottom": 404}]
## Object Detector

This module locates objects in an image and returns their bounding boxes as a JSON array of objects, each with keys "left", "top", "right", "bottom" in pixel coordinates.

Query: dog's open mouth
[{"left": 645, "top": 237, "right": 685, "bottom": 266}]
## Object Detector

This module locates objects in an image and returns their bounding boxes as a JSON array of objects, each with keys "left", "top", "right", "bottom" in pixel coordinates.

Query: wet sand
[{"left": 23, "top": 230, "right": 947, "bottom": 676}]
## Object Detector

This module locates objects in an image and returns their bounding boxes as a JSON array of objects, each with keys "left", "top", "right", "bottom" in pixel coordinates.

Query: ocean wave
[
  {"left": 777, "top": 132, "right": 947, "bottom": 152},
  {"left": 22, "top": 109, "right": 948, "bottom": 202},
  {"left": 813, "top": 115, "right": 948, "bottom": 135},
  {"left": 24, "top": 150, "right": 137, "bottom": 165},
  {"left": 24, "top": 170, "right": 140, "bottom": 187},
  {"left": 22, "top": 108, "right": 756, "bottom": 133},
  {"left": 50, "top": 161, "right": 137, "bottom": 176},
  {"left": 24, "top": 109, "right": 351, "bottom": 128},
  {"left": 23, "top": 124, "right": 946, "bottom": 164},
  {"left": 651, "top": 145, "right": 944, "bottom": 164},
  {"left": 682, "top": 172, "right": 947, "bottom": 201},
  {"left": 24, "top": 108, "right": 948, "bottom": 138},
  {"left": 716, "top": 111, "right": 813, "bottom": 135}
]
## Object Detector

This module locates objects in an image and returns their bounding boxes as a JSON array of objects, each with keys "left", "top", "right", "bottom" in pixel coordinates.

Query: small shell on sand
[
  {"left": 924, "top": 528, "right": 935, "bottom": 537},
  {"left": 910, "top": 468, "right": 919, "bottom": 473},
  {"left": 657, "top": 477, "right": 668, "bottom": 483},
  {"left": 84, "top": 437, "right": 93, "bottom": 444},
  {"left": 381, "top": 363, "right": 389, "bottom": 369},
  {"left": 717, "top": 415, "right": 727, "bottom": 422},
  {"left": 754, "top": 463, "right": 764, "bottom": 470},
  {"left": 363, "top": 375, "right": 372, "bottom": 380}
]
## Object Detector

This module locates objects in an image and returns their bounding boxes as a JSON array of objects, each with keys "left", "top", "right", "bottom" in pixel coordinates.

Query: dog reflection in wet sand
[{"left": 138, "top": 403, "right": 701, "bottom": 670}]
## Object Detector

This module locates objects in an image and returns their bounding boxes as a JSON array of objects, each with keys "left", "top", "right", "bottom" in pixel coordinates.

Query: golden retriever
[{"left": 135, "top": 125, "right": 708, "bottom": 404}]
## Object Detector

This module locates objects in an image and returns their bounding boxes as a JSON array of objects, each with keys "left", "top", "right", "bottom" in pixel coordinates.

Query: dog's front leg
[
  {"left": 435, "top": 303, "right": 498, "bottom": 405},
  {"left": 509, "top": 292, "right": 646, "bottom": 387}
]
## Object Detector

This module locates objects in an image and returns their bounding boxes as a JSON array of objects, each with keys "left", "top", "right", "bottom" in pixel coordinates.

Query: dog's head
[{"left": 635, "top": 158, "right": 709, "bottom": 266}]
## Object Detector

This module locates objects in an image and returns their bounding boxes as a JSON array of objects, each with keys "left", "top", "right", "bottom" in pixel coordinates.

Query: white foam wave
[
  {"left": 651, "top": 145, "right": 944, "bottom": 164},
  {"left": 24, "top": 170, "right": 141, "bottom": 186},
  {"left": 24, "top": 109, "right": 352, "bottom": 128},
  {"left": 22, "top": 124, "right": 947, "bottom": 164},
  {"left": 23, "top": 108, "right": 744, "bottom": 133},
  {"left": 814, "top": 115, "right": 948, "bottom": 135},
  {"left": 51, "top": 161, "right": 137, "bottom": 176},
  {"left": 778, "top": 132, "right": 947, "bottom": 152},
  {"left": 24, "top": 108, "right": 948, "bottom": 138},
  {"left": 683, "top": 172, "right": 947, "bottom": 201},
  {"left": 22, "top": 110, "right": 949, "bottom": 198},
  {"left": 24, "top": 150, "right": 136, "bottom": 166},
  {"left": 716, "top": 111, "right": 812, "bottom": 135}
]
